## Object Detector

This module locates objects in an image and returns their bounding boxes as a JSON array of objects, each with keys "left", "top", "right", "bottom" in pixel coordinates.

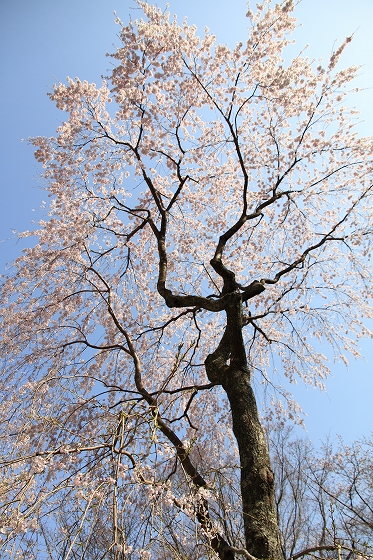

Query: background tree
[
  {"left": 269, "top": 424, "right": 373, "bottom": 559},
  {"left": 1, "top": 1, "right": 373, "bottom": 558}
]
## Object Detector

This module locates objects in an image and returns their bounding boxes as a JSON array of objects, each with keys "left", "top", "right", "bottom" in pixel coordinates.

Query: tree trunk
[
  {"left": 205, "top": 293, "right": 283, "bottom": 559},
  {"left": 223, "top": 369, "right": 283, "bottom": 559}
]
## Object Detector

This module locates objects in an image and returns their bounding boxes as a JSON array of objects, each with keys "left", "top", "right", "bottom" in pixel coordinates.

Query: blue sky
[{"left": 0, "top": 0, "right": 372, "bottom": 445}]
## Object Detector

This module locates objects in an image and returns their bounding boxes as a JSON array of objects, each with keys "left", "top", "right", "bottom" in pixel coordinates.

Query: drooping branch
[{"left": 123, "top": 328, "right": 235, "bottom": 559}]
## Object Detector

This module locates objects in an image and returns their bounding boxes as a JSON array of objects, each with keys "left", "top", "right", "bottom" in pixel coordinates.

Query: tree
[
  {"left": 1, "top": 0, "right": 373, "bottom": 558},
  {"left": 269, "top": 424, "right": 373, "bottom": 559}
]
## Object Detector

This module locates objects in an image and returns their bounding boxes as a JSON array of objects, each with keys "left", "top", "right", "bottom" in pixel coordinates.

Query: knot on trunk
[{"left": 205, "top": 353, "right": 229, "bottom": 384}]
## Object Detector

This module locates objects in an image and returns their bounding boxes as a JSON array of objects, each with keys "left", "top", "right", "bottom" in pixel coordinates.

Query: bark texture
[
  {"left": 205, "top": 293, "right": 283, "bottom": 560},
  {"left": 223, "top": 369, "right": 281, "bottom": 559}
]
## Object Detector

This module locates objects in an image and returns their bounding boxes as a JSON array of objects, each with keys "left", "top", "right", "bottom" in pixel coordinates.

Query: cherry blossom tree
[{"left": 1, "top": 1, "right": 373, "bottom": 558}]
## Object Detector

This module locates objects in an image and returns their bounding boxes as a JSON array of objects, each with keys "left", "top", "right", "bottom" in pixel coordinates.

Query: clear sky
[{"left": 0, "top": 0, "right": 372, "bottom": 446}]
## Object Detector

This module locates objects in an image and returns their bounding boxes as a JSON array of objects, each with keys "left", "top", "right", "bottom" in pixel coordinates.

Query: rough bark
[
  {"left": 223, "top": 369, "right": 282, "bottom": 559},
  {"left": 205, "top": 293, "right": 283, "bottom": 560}
]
